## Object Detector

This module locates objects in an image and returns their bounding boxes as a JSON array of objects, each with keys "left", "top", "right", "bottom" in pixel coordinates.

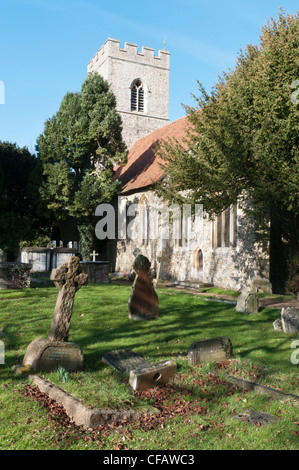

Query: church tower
[{"left": 87, "top": 38, "right": 170, "bottom": 149}]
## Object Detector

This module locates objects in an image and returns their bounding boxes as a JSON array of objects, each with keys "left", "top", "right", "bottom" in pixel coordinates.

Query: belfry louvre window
[{"left": 131, "top": 80, "right": 144, "bottom": 112}]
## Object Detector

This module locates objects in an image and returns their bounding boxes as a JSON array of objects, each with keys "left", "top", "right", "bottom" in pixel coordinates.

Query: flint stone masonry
[
  {"left": 79, "top": 261, "right": 110, "bottom": 283},
  {"left": 31, "top": 375, "right": 154, "bottom": 429},
  {"left": 188, "top": 337, "right": 233, "bottom": 365},
  {"left": 88, "top": 38, "right": 170, "bottom": 149},
  {"left": 102, "top": 349, "right": 176, "bottom": 391},
  {"left": 0, "top": 262, "right": 31, "bottom": 289},
  {"left": 110, "top": 191, "right": 271, "bottom": 293}
]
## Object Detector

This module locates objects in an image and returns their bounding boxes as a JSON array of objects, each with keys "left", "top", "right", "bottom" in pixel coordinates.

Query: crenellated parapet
[{"left": 88, "top": 38, "right": 170, "bottom": 74}]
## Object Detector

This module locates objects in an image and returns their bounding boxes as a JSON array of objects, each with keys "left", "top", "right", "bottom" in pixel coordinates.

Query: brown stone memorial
[
  {"left": 22, "top": 256, "right": 88, "bottom": 372},
  {"left": 128, "top": 255, "right": 159, "bottom": 320}
]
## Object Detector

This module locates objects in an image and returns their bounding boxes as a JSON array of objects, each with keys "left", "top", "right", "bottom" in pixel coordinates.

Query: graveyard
[
  {"left": 0, "top": 273, "right": 298, "bottom": 450},
  {"left": 0, "top": 4, "right": 298, "bottom": 454}
]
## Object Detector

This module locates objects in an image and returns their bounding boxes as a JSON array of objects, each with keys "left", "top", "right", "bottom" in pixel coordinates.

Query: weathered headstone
[
  {"left": 80, "top": 261, "right": 110, "bottom": 283},
  {"left": 273, "top": 318, "right": 283, "bottom": 332},
  {"left": 236, "top": 290, "right": 259, "bottom": 315},
  {"left": 274, "top": 307, "right": 299, "bottom": 334},
  {"left": 188, "top": 337, "right": 233, "bottom": 365},
  {"left": 128, "top": 255, "right": 159, "bottom": 320},
  {"left": 0, "top": 262, "right": 31, "bottom": 289},
  {"left": 102, "top": 349, "right": 176, "bottom": 391},
  {"left": 234, "top": 410, "right": 279, "bottom": 426},
  {"left": 22, "top": 338, "right": 84, "bottom": 372},
  {"left": 281, "top": 307, "right": 299, "bottom": 334},
  {"left": 49, "top": 256, "right": 88, "bottom": 341},
  {"left": 22, "top": 256, "right": 88, "bottom": 372}
]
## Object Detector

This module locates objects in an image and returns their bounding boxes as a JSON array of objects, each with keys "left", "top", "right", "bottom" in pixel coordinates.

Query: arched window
[
  {"left": 192, "top": 248, "right": 203, "bottom": 271},
  {"left": 139, "top": 195, "right": 149, "bottom": 246},
  {"left": 131, "top": 80, "right": 144, "bottom": 112},
  {"left": 212, "top": 204, "right": 236, "bottom": 248}
]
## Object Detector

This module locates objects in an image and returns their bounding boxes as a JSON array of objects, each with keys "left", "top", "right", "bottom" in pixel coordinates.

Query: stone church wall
[{"left": 111, "top": 190, "right": 271, "bottom": 292}]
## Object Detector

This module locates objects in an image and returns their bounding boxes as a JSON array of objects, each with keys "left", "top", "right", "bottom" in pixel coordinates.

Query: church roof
[{"left": 113, "top": 116, "right": 189, "bottom": 194}]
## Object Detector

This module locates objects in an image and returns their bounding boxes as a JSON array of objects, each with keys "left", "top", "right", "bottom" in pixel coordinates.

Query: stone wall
[
  {"left": 19, "top": 247, "right": 78, "bottom": 272},
  {"left": 80, "top": 261, "right": 110, "bottom": 283},
  {"left": 109, "top": 190, "right": 271, "bottom": 292},
  {"left": 87, "top": 38, "right": 170, "bottom": 149}
]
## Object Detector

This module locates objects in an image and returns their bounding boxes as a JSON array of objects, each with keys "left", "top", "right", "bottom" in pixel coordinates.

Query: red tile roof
[{"left": 113, "top": 116, "right": 189, "bottom": 194}]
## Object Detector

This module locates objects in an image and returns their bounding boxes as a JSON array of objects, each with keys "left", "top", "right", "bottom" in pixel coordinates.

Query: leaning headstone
[
  {"left": 281, "top": 307, "right": 299, "bottom": 334},
  {"left": 236, "top": 290, "right": 259, "bottom": 315},
  {"left": 128, "top": 255, "right": 159, "bottom": 320},
  {"left": 22, "top": 256, "right": 88, "bottom": 372},
  {"left": 48, "top": 256, "right": 88, "bottom": 341},
  {"left": 188, "top": 337, "right": 233, "bottom": 365},
  {"left": 102, "top": 349, "right": 176, "bottom": 391}
]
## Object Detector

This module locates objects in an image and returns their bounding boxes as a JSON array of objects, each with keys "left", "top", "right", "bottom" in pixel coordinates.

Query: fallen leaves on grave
[{"left": 20, "top": 372, "right": 237, "bottom": 446}]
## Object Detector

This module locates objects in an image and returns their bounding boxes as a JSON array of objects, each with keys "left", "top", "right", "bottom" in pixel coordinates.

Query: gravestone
[
  {"left": 0, "top": 262, "right": 31, "bottom": 289},
  {"left": 102, "top": 349, "right": 176, "bottom": 391},
  {"left": 236, "top": 290, "right": 259, "bottom": 315},
  {"left": 80, "top": 261, "right": 110, "bottom": 283},
  {"left": 22, "top": 256, "right": 88, "bottom": 372},
  {"left": 128, "top": 255, "right": 159, "bottom": 320},
  {"left": 22, "top": 338, "right": 84, "bottom": 372},
  {"left": 273, "top": 307, "right": 299, "bottom": 334},
  {"left": 188, "top": 337, "right": 233, "bottom": 365},
  {"left": 234, "top": 410, "right": 279, "bottom": 427}
]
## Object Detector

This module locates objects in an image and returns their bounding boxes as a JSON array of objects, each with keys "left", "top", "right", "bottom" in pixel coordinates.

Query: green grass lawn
[{"left": 0, "top": 282, "right": 298, "bottom": 450}]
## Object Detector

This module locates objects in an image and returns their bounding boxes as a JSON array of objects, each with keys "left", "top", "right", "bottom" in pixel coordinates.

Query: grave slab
[
  {"left": 234, "top": 410, "right": 279, "bottom": 426},
  {"left": 102, "top": 349, "right": 176, "bottom": 391}
]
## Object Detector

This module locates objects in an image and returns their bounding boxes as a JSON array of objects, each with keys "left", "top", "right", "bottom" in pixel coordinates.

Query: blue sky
[{"left": 0, "top": 0, "right": 298, "bottom": 152}]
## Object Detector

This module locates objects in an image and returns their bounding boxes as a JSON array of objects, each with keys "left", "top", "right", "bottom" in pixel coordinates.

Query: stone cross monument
[
  {"left": 22, "top": 256, "right": 88, "bottom": 372},
  {"left": 49, "top": 257, "right": 88, "bottom": 341}
]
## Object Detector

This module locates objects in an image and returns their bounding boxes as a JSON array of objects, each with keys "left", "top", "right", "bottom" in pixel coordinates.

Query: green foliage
[
  {"left": 156, "top": 9, "right": 299, "bottom": 284},
  {"left": 0, "top": 142, "right": 50, "bottom": 259},
  {"left": 56, "top": 366, "right": 69, "bottom": 383},
  {"left": 158, "top": 10, "right": 299, "bottom": 218},
  {"left": 37, "top": 73, "right": 127, "bottom": 257}
]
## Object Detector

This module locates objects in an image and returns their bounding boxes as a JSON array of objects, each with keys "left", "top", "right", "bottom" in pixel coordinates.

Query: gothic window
[
  {"left": 139, "top": 195, "right": 149, "bottom": 246},
  {"left": 174, "top": 213, "right": 188, "bottom": 248},
  {"left": 212, "top": 205, "right": 236, "bottom": 248},
  {"left": 131, "top": 80, "right": 144, "bottom": 112},
  {"left": 192, "top": 248, "right": 203, "bottom": 271}
]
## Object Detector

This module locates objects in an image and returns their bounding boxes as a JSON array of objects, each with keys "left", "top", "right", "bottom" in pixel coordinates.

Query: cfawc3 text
[{"left": 103, "top": 454, "right": 195, "bottom": 466}]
